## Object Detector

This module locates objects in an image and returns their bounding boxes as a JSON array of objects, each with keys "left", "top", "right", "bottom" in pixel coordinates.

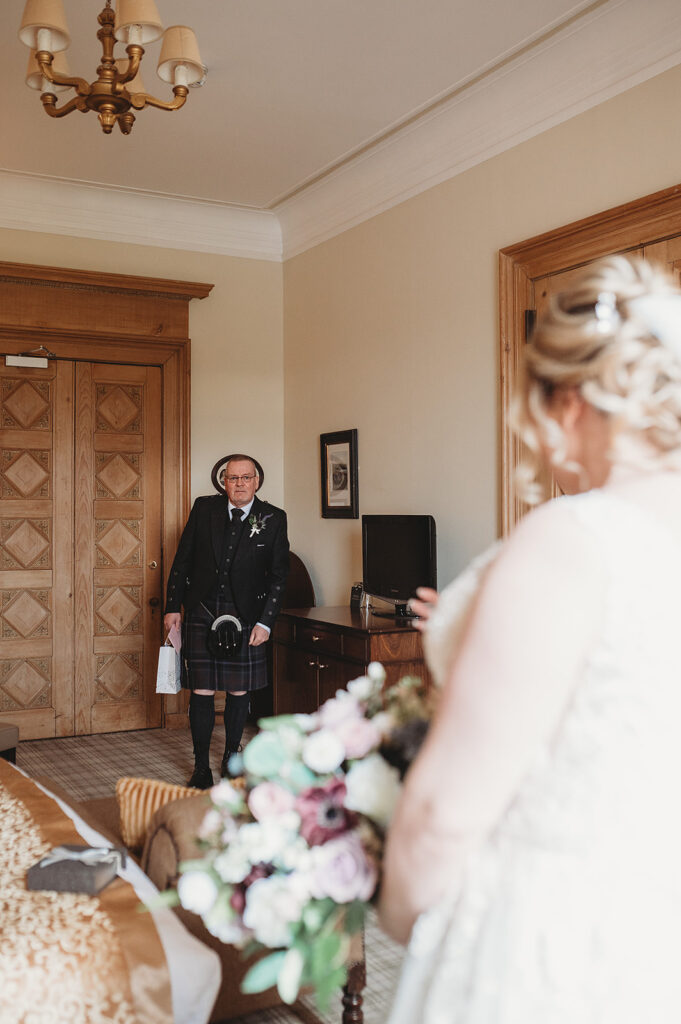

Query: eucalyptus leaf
[
  {"left": 343, "top": 900, "right": 367, "bottom": 935},
  {"left": 311, "top": 932, "right": 342, "bottom": 977},
  {"left": 277, "top": 947, "right": 305, "bottom": 1004},
  {"left": 314, "top": 966, "right": 348, "bottom": 1011},
  {"left": 241, "top": 951, "right": 288, "bottom": 994},
  {"left": 242, "top": 732, "right": 288, "bottom": 778},
  {"left": 258, "top": 714, "right": 303, "bottom": 732},
  {"left": 142, "top": 888, "right": 180, "bottom": 910}
]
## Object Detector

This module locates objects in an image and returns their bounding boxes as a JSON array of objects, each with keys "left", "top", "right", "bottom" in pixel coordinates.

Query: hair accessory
[
  {"left": 593, "top": 291, "right": 619, "bottom": 335},
  {"left": 629, "top": 293, "right": 681, "bottom": 358}
]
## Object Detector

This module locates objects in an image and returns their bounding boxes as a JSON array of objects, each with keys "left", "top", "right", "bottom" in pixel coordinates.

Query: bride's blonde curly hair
[{"left": 514, "top": 254, "right": 681, "bottom": 503}]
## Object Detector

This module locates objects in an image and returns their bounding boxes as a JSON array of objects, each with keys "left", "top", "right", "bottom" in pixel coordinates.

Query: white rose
[
  {"left": 346, "top": 674, "right": 379, "bottom": 701},
  {"left": 238, "top": 818, "right": 300, "bottom": 863},
  {"left": 370, "top": 710, "right": 395, "bottom": 739},
  {"left": 344, "top": 753, "right": 401, "bottom": 827},
  {"left": 211, "top": 779, "right": 243, "bottom": 811},
  {"left": 177, "top": 870, "right": 219, "bottom": 915},
  {"left": 204, "top": 915, "right": 250, "bottom": 947},
  {"left": 220, "top": 818, "right": 238, "bottom": 845},
  {"left": 279, "top": 838, "right": 314, "bottom": 872},
  {"left": 366, "top": 661, "right": 386, "bottom": 685},
  {"left": 197, "top": 808, "right": 223, "bottom": 839},
  {"left": 243, "top": 874, "right": 309, "bottom": 948},
  {"left": 278, "top": 724, "right": 305, "bottom": 757},
  {"left": 294, "top": 713, "right": 318, "bottom": 733},
  {"left": 302, "top": 729, "right": 345, "bottom": 773},
  {"left": 213, "top": 844, "right": 252, "bottom": 884}
]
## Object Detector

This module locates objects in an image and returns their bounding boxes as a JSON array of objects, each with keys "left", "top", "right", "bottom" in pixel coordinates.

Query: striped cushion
[{"left": 116, "top": 776, "right": 196, "bottom": 851}]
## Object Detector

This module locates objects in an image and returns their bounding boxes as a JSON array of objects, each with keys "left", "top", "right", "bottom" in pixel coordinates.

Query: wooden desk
[{"left": 272, "top": 605, "right": 427, "bottom": 715}]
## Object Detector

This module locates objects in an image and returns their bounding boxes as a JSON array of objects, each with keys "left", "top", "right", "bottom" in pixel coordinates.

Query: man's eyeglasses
[{"left": 225, "top": 474, "right": 256, "bottom": 484}]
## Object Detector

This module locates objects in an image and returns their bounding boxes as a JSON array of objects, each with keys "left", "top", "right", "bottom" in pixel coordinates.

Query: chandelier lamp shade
[{"left": 18, "top": 0, "right": 206, "bottom": 135}]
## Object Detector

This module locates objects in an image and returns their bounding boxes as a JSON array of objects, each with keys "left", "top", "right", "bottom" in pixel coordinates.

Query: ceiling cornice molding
[
  {"left": 1, "top": 0, "right": 680, "bottom": 264},
  {"left": 0, "top": 170, "right": 283, "bottom": 262},
  {"left": 276, "top": 0, "right": 681, "bottom": 259}
]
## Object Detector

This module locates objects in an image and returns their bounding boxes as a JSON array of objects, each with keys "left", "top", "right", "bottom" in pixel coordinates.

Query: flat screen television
[{"left": 362, "top": 514, "right": 437, "bottom": 618}]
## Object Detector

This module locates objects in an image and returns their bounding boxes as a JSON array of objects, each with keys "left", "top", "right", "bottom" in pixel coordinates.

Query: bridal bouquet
[{"left": 175, "top": 663, "right": 433, "bottom": 1008}]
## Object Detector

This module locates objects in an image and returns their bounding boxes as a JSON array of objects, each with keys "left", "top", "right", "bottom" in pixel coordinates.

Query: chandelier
[{"left": 19, "top": 0, "right": 205, "bottom": 135}]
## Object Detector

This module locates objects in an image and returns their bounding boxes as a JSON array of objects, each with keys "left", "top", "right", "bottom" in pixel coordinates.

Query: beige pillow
[{"left": 116, "top": 776, "right": 196, "bottom": 851}]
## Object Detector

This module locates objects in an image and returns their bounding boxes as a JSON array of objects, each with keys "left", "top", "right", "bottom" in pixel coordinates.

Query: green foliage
[
  {"left": 241, "top": 950, "right": 288, "bottom": 993},
  {"left": 257, "top": 714, "right": 304, "bottom": 732},
  {"left": 343, "top": 900, "right": 367, "bottom": 935},
  {"left": 140, "top": 888, "right": 179, "bottom": 911}
]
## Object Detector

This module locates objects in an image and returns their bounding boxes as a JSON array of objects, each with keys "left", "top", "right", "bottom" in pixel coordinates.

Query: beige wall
[
  {"left": 0, "top": 229, "right": 284, "bottom": 507},
  {"left": 5, "top": 62, "right": 681, "bottom": 608},
  {"left": 283, "top": 64, "right": 681, "bottom": 605}
]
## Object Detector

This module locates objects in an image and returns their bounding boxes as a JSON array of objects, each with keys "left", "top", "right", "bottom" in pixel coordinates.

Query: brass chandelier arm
[
  {"left": 41, "top": 93, "right": 88, "bottom": 118},
  {"left": 130, "top": 85, "right": 189, "bottom": 112},
  {"left": 114, "top": 45, "right": 144, "bottom": 86},
  {"left": 37, "top": 52, "right": 91, "bottom": 95}
]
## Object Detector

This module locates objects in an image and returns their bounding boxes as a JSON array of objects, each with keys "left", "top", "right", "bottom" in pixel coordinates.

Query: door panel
[
  {"left": 643, "top": 238, "right": 681, "bottom": 283},
  {"left": 0, "top": 361, "right": 74, "bottom": 738},
  {"left": 0, "top": 358, "right": 162, "bottom": 739},
  {"left": 75, "top": 362, "right": 162, "bottom": 735}
]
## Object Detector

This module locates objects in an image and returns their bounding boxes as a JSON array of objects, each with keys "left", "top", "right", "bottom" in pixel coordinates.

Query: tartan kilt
[{"left": 181, "top": 600, "right": 268, "bottom": 693}]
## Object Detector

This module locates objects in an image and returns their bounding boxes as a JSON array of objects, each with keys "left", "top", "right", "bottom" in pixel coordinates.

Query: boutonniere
[{"left": 248, "top": 512, "right": 273, "bottom": 538}]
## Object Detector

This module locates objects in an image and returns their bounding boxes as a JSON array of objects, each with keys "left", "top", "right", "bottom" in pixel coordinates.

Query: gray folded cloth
[{"left": 27, "top": 843, "right": 126, "bottom": 895}]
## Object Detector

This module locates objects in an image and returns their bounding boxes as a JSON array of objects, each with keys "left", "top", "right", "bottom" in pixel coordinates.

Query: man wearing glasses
[{"left": 164, "top": 454, "right": 289, "bottom": 788}]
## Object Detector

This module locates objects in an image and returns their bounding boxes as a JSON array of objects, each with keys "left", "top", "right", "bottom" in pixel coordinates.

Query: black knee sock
[
  {"left": 224, "top": 692, "right": 250, "bottom": 754},
  {"left": 189, "top": 692, "right": 215, "bottom": 769}
]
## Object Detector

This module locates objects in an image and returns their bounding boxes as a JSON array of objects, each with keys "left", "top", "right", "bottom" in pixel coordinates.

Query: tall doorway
[
  {"left": 0, "top": 259, "right": 212, "bottom": 740},
  {"left": 1, "top": 358, "right": 163, "bottom": 738}
]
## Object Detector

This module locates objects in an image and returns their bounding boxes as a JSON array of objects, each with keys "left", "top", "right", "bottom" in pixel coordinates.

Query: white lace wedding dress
[{"left": 387, "top": 490, "right": 681, "bottom": 1023}]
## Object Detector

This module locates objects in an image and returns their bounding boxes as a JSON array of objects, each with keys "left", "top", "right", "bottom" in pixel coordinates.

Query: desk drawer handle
[
  {"left": 308, "top": 659, "right": 317, "bottom": 667},
  {"left": 311, "top": 635, "right": 321, "bottom": 642},
  {"left": 319, "top": 663, "right": 329, "bottom": 670}
]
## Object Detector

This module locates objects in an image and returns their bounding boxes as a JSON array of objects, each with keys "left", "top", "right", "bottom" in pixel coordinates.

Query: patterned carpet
[{"left": 17, "top": 726, "right": 404, "bottom": 1024}]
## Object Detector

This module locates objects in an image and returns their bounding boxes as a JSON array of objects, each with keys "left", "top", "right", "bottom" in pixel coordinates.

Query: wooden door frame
[
  {"left": 0, "top": 261, "right": 213, "bottom": 728},
  {"left": 499, "top": 182, "right": 681, "bottom": 536}
]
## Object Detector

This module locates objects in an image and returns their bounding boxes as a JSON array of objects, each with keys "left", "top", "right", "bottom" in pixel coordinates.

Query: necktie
[{"left": 231, "top": 508, "right": 244, "bottom": 523}]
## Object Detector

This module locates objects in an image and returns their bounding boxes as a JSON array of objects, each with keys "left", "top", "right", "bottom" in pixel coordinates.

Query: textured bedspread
[{"left": 0, "top": 757, "right": 173, "bottom": 1024}]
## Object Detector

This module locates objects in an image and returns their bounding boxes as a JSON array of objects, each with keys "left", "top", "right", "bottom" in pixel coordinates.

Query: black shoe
[{"left": 187, "top": 765, "right": 214, "bottom": 789}]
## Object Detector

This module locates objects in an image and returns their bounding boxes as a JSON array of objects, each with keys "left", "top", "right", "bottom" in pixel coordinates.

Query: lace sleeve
[{"left": 423, "top": 541, "right": 502, "bottom": 687}]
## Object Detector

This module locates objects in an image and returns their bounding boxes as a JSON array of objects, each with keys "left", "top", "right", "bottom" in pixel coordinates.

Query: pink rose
[
  {"left": 248, "top": 781, "right": 296, "bottom": 822},
  {"left": 311, "top": 832, "right": 378, "bottom": 903},
  {"left": 295, "top": 777, "right": 356, "bottom": 846},
  {"left": 318, "top": 692, "right": 363, "bottom": 729},
  {"left": 333, "top": 716, "right": 381, "bottom": 760}
]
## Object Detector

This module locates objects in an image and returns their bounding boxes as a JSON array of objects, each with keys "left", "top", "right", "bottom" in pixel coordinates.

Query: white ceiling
[{"left": 2, "top": 0, "right": 681, "bottom": 257}]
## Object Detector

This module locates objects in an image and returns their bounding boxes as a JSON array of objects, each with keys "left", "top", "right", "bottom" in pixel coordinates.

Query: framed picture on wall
[{"left": 320, "top": 429, "right": 359, "bottom": 518}]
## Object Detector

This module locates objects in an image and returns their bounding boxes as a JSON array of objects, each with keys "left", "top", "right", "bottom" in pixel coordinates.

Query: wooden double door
[{"left": 1, "top": 358, "right": 163, "bottom": 739}]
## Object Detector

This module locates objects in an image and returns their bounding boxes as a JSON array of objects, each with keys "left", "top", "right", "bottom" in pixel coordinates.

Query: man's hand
[
  {"left": 249, "top": 624, "right": 270, "bottom": 646},
  {"left": 164, "top": 612, "right": 181, "bottom": 634}
]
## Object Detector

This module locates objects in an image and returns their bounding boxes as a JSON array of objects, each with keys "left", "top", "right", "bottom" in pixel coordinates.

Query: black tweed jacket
[{"left": 164, "top": 493, "right": 290, "bottom": 630}]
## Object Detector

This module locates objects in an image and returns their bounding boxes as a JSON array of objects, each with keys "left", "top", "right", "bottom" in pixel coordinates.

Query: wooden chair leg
[{"left": 342, "top": 960, "right": 366, "bottom": 1024}]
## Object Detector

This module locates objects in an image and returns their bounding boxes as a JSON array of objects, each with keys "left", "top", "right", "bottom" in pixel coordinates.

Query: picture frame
[{"left": 320, "top": 429, "right": 359, "bottom": 519}]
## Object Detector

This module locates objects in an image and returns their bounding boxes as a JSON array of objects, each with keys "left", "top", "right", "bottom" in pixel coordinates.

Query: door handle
[
  {"left": 149, "top": 597, "right": 160, "bottom": 607},
  {"left": 148, "top": 560, "right": 158, "bottom": 569}
]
